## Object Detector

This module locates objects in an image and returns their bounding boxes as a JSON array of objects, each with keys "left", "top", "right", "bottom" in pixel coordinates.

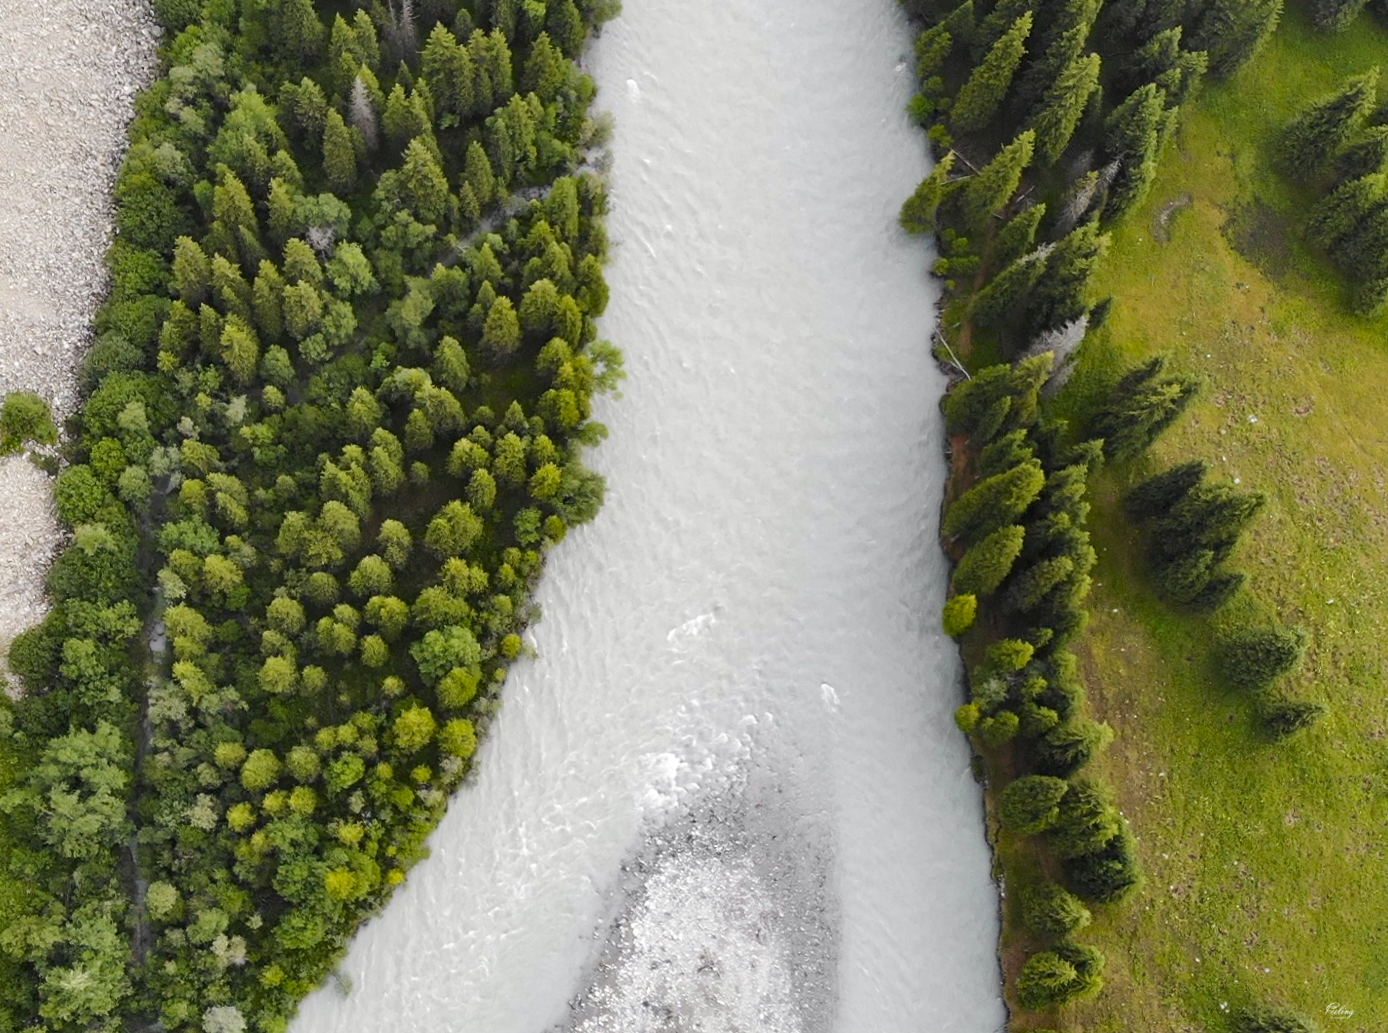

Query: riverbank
[{"left": 1046, "top": 4, "right": 1388, "bottom": 1026}]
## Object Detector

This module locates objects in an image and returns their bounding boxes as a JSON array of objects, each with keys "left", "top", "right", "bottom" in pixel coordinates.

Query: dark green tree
[
  {"left": 900, "top": 152, "right": 957, "bottom": 234},
  {"left": 1091, "top": 354, "right": 1200, "bottom": 460},
  {"left": 1314, "top": 0, "right": 1369, "bottom": 31},
  {"left": 951, "top": 12, "right": 1033, "bottom": 134},
  {"left": 1279, "top": 70, "right": 1379, "bottom": 181},
  {"left": 1306, "top": 172, "right": 1386, "bottom": 249},
  {"left": 1189, "top": 0, "right": 1281, "bottom": 78},
  {"left": 971, "top": 246, "right": 1051, "bottom": 328},
  {"left": 960, "top": 130, "right": 1036, "bottom": 230},
  {"left": 323, "top": 109, "right": 359, "bottom": 193},
  {"left": 990, "top": 202, "right": 1047, "bottom": 268},
  {"left": 1024, "top": 219, "right": 1109, "bottom": 333},
  {"left": 953, "top": 524, "right": 1026, "bottom": 596},
  {"left": 1103, "top": 83, "right": 1171, "bottom": 218},
  {"left": 1020, "top": 882, "right": 1092, "bottom": 938},
  {"left": 943, "top": 459, "right": 1046, "bottom": 544},
  {"left": 1233, "top": 1005, "right": 1320, "bottom": 1033},
  {"left": 999, "top": 774, "right": 1071, "bottom": 833},
  {"left": 1219, "top": 624, "right": 1307, "bottom": 691},
  {"left": 1030, "top": 52, "right": 1101, "bottom": 166},
  {"left": 1261, "top": 697, "right": 1326, "bottom": 739}
]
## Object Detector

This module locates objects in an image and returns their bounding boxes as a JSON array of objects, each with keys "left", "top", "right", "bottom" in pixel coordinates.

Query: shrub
[
  {"left": 1020, "top": 882, "right": 1091, "bottom": 938},
  {"left": 1219, "top": 624, "right": 1307, "bottom": 691},
  {"left": 952, "top": 524, "right": 1025, "bottom": 596},
  {"left": 0, "top": 391, "right": 58, "bottom": 454},
  {"left": 1063, "top": 820, "right": 1140, "bottom": 902},
  {"left": 999, "top": 774, "right": 1070, "bottom": 834},
  {"left": 1016, "top": 942, "right": 1104, "bottom": 1008},
  {"left": 1261, "top": 697, "right": 1326, "bottom": 739},
  {"left": 1233, "top": 1004, "right": 1320, "bottom": 1033},
  {"left": 942, "top": 594, "right": 978, "bottom": 637}
]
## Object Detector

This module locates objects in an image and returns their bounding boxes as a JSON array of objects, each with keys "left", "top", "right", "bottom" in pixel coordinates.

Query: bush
[
  {"left": 1233, "top": 1004, "right": 1320, "bottom": 1033},
  {"left": 0, "top": 392, "right": 57, "bottom": 454},
  {"left": 1063, "top": 820, "right": 1140, "bottom": 902},
  {"left": 942, "top": 594, "right": 977, "bottom": 637},
  {"left": 1261, "top": 697, "right": 1326, "bottom": 739},
  {"left": 952, "top": 524, "right": 1025, "bottom": 596},
  {"left": 999, "top": 774, "right": 1070, "bottom": 834},
  {"left": 1219, "top": 624, "right": 1307, "bottom": 691},
  {"left": 1016, "top": 942, "right": 1104, "bottom": 1008},
  {"left": 1020, "top": 882, "right": 1091, "bottom": 938}
]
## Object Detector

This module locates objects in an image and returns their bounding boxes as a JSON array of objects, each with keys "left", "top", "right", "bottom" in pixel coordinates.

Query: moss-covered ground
[{"left": 1026, "top": 5, "right": 1388, "bottom": 1027}]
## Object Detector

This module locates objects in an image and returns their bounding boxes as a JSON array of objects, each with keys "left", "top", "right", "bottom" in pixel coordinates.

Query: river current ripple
[{"left": 291, "top": 0, "right": 1004, "bottom": 1029}]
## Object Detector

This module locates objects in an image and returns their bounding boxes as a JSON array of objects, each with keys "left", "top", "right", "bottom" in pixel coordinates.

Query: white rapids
[{"left": 291, "top": 0, "right": 1004, "bottom": 1030}]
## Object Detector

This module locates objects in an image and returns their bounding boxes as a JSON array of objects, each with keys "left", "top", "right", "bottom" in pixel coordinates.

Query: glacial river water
[{"left": 292, "top": 0, "right": 1004, "bottom": 1029}]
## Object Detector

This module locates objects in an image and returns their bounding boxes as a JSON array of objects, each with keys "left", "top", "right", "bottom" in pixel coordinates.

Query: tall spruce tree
[
  {"left": 1014, "top": 23, "right": 1090, "bottom": 117},
  {"left": 1024, "top": 219, "right": 1108, "bottom": 334},
  {"left": 1314, "top": 0, "right": 1369, "bottom": 31},
  {"left": 1279, "top": 69, "right": 1379, "bottom": 181},
  {"left": 973, "top": 0, "right": 1035, "bottom": 56},
  {"left": 1334, "top": 126, "right": 1388, "bottom": 182},
  {"left": 1030, "top": 52, "right": 1102, "bottom": 165},
  {"left": 1103, "top": 83, "right": 1170, "bottom": 218},
  {"left": 960, "top": 130, "right": 1036, "bottom": 230},
  {"left": 1189, "top": 0, "right": 1281, "bottom": 78},
  {"left": 972, "top": 246, "right": 1051, "bottom": 327},
  {"left": 1306, "top": 172, "right": 1386, "bottom": 249},
  {"left": 1091, "top": 354, "right": 1201, "bottom": 460},
  {"left": 952, "top": 12, "right": 1033, "bottom": 134},
  {"left": 991, "top": 202, "right": 1048, "bottom": 268},
  {"left": 1123, "top": 459, "right": 1208, "bottom": 521},
  {"left": 900, "top": 151, "right": 957, "bottom": 234}
]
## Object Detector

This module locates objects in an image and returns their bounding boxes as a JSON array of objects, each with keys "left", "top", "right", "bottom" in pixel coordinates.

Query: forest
[
  {"left": 899, "top": 0, "right": 1341, "bottom": 1025},
  {"left": 0, "top": 0, "right": 621, "bottom": 1030}
]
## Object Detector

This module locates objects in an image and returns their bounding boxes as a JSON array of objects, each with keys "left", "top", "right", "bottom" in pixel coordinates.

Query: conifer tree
[
  {"left": 900, "top": 151, "right": 957, "bottom": 234},
  {"left": 323, "top": 109, "right": 359, "bottom": 193},
  {"left": 1334, "top": 127, "right": 1388, "bottom": 182},
  {"left": 1006, "top": 554, "right": 1076, "bottom": 613},
  {"left": 1220, "top": 624, "right": 1307, "bottom": 690},
  {"left": 1151, "top": 480, "right": 1265, "bottom": 566},
  {"left": 1279, "top": 70, "right": 1379, "bottom": 181},
  {"left": 990, "top": 202, "right": 1047, "bottom": 268},
  {"left": 999, "top": 774, "right": 1071, "bottom": 834},
  {"left": 1189, "top": 0, "right": 1281, "bottom": 79},
  {"left": 953, "top": 524, "right": 1027, "bottom": 596},
  {"left": 971, "top": 246, "right": 1051, "bottom": 327},
  {"left": 1261, "top": 698, "right": 1326, "bottom": 738},
  {"left": 1314, "top": 0, "right": 1369, "bottom": 31},
  {"left": 1091, "top": 353, "right": 1200, "bottom": 460},
  {"left": 951, "top": 12, "right": 1033, "bottom": 134},
  {"left": 1103, "top": 83, "right": 1169, "bottom": 217},
  {"left": 942, "top": 0, "right": 978, "bottom": 50},
  {"left": 1123, "top": 459, "right": 1208, "bottom": 521},
  {"left": 915, "top": 23, "right": 954, "bottom": 79},
  {"left": 1021, "top": 882, "right": 1092, "bottom": 938},
  {"left": 1024, "top": 219, "right": 1108, "bottom": 333},
  {"left": 973, "top": 0, "right": 1035, "bottom": 56},
  {"left": 1335, "top": 200, "right": 1388, "bottom": 275},
  {"left": 943, "top": 459, "right": 1046, "bottom": 544},
  {"left": 1306, "top": 172, "right": 1386, "bottom": 248},
  {"left": 1013, "top": 22, "right": 1090, "bottom": 117},
  {"left": 976, "top": 428, "right": 1034, "bottom": 477},
  {"left": 1030, "top": 52, "right": 1102, "bottom": 165},
  {"left": 960, "top": 130, "right": 1036, "bottom": 230}
]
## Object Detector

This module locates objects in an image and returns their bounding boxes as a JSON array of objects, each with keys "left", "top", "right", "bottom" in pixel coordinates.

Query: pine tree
[
  {"left": 973, "top": 0, "right": 1035, "bottom": 56},
  {"left": 971, "top": 246, "right": 1051, "bottom": 327},
  {"left": 1034, "top": 715, "right": 1112, "bottom": 776},
  {"left": 1000, "top": 774, "right": 1071, "bottom": 834},
  {"left": 900, "top": 151, "right": 957, "bottom": 234},
  {"left": 1123, "top": 458, "right": 1208, "bottom": 521},
  {"left": 915, "top": 23, "right": 954, "bottom": 79},
  {"left": 1024, "top": 219, "right": 1109, "bottom": 334},
  {"left": 960, "top": 130, "right": 1036, "bottom": 230},
  {"left": 1334, "top": 126, "right": 1388, "bottom": 182},
  {"left": 941, "top": 0, "right": 978, "bottom": 51},
  {"left": 1152, "top": 481, "right": 1265, "bottom": 565},
  {"left": 323, "top": 109, "right": 358, "bottom": 193},
  {"left": 1335, "top": 200, "right": 1388, "bottom": 275},
  {"left": 275, "top": 0, "right": 326, "bottom": 63},
  {"left": 1219, "top": 624, "right": 1307, "bottom": 691},
  {"left": 1030, "top": 52, "right": 1102, "bottom": 165},
  {"left": 1261, "top": 698, "right": 1326, "bottom": 739},
  {"left": 977, "top": 428, "right": 1035, "bottom": 477},
  {"left": 1006, "top": 555, "right": 1076, "bottom": 613},
  {"left": 1062, "top": 822, "right": 1139, "bottom": 901},
  {"left": 1190, "top": 0, "right": 1281, "bottom": 79},
  {"left": 943, "top": 459, "right": 1047, "bottom": 544},
  {"left": 1091, "top": 354, "right": 1201, "bottom": 460},
  {"left": 1307, "top": 172, "right": 1386, "bottom": 248},
  {"left": 1234, "top": 1005, "right": 1320, "bottom": 1033},
  {"left": 990, "top": 202, "right": 1047, "bottom": 268},
  {"left": 951, "top": 12, "right": 1033, "bottom": 134},
  {"left": 1013, "top": 22, "right": 1089, "bottom": 117},
  {"left": 953, "top": 524, "right": 1027, "bottom": 596},
  {"left": 1279, "top": 70, "right": 1379, "bottom": 181},
  {"left": 1021, "top": 882, "right": 1092, "bottom": 938},
  {"left": 1314, "top": 0, "right": 1369, "bottom": 31},
  {"left": 1103, "top": 83, "right": 1169, "bottom": 217}
]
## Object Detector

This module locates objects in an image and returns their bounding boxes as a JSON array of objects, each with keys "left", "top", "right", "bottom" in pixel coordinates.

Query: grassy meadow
[{"left": 1035, "top": 5, "right": 1388, "bottom": 1028}]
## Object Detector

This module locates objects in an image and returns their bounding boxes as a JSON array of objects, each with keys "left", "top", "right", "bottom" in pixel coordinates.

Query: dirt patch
[
  {"left": 1153, "top": 192, "right": 1194, "bottom": 242},
  {"left": 1222, "top": 198, "right": 1294, "bottom": 282}
]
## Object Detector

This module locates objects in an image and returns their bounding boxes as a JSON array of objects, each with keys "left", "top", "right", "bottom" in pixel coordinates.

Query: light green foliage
[
  {"left": 942, "top": 593, "right": 978, "bottom": 637},
  {"left": 899, "top": 151, "right": 957, "bottom": 234},
  {"left": 1030, "top": 51, "right": 1101, "bottom": 165},
  {"left": 961, "top": 130, "right": 1035, "bottom": 229},
  {"left": 239, "top": 749, "right": 282, "bottom": 792},
  {"left": 951, "top": 12, "right": 1032, "bottom": 134},
  {"left": 1000, "top": 774, "right": 1071, "bottom": 833},
  {"left": 0, "top": 391, "right": 58, "bottom": 454},
  {"left": 952, "top": 524, "right": 1026, "bottom": 596},
  {"left": 943, "top": 459, "right": 1046, "bottom": 544}
]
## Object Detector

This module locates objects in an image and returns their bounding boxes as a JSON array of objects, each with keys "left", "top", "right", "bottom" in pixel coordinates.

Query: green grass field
[{"left": 1033, "top": 6, "right": 1388, "bottom": 1028}]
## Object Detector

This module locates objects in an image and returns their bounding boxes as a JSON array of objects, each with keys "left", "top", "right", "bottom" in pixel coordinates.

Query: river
[{"left": 290, "top": 0, "right": 1004, "bottom": 1030}]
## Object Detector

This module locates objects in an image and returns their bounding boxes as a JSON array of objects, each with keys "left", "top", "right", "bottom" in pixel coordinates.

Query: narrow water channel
[{"left": 291, "top": 0, "right": 1004, "bottom": 1029}]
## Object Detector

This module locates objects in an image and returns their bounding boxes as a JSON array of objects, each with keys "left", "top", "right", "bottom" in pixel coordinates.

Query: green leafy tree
[
  {"left": 392, "top": 704, "right": 437, "bottom": 753},
  {"left": 942, "top": 593, "right": 978, "bottom": 636},
  {"left": 1280, "top": 70, "right": 1378, "bottom": 181},
  {"left": 240, "top": 748, "right": 282, "bottom": 792},
  {"left": 0, "top": 391, "right": 58, "bottom": 454},
  {"left": 951, "top": 12, "right": 1033, "bottom": 134}
]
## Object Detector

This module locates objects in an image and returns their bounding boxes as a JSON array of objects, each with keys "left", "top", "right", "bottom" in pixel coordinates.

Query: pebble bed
[{"left": 0, "top": 0, "right": 158, "bottom": 653}]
